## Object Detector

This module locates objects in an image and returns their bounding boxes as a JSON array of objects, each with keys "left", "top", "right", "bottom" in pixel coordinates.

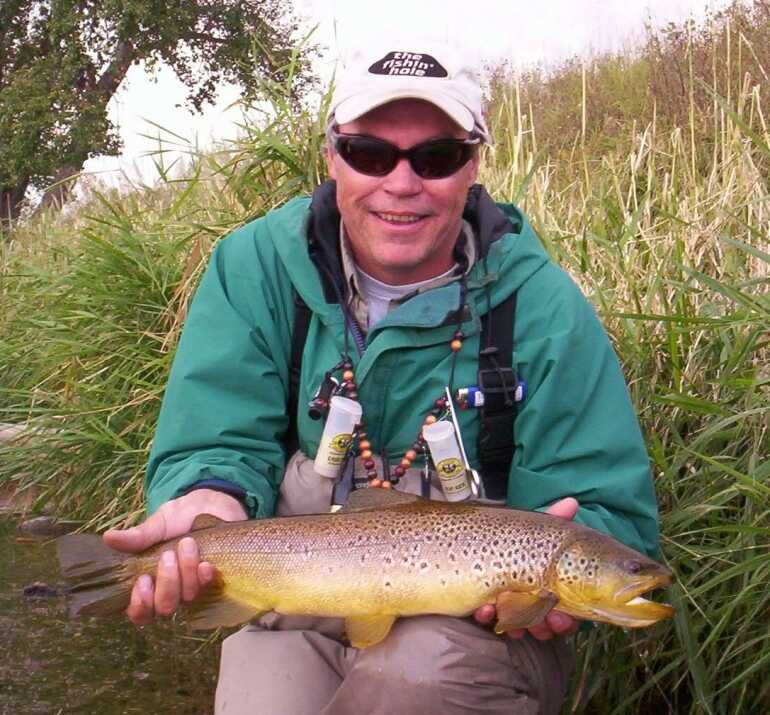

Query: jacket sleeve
[
  {"left": 507, "top": 263, "right": 660, "bottom": 558},
  {"left": 144, "top": 224, "right": 294, "bottom": 518}
]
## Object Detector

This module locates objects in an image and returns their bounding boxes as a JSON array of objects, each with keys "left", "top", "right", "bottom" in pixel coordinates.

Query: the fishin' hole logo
[{"left": 368, "top": 52, "right": 448, "bottom": 78}]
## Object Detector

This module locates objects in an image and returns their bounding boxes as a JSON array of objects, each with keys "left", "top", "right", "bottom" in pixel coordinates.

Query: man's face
[{"left": 325, "top": 99, "right": 479, "bottom": 285}]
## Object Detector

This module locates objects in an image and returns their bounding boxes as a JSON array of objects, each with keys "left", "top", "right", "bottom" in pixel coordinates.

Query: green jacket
[{"left": 145, "top": 183, "right": 660, "bottom": 557}]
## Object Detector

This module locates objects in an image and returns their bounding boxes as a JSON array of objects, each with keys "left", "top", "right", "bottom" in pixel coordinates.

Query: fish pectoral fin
[
  {"left": 493, "top": 589, "right": 559, "bottom": 633},
  {"left": 185, "top": 573, "right": 265, "bottom": 630},
  {"left": 345, "top": 615, "right": 397, "bottom": 648}
]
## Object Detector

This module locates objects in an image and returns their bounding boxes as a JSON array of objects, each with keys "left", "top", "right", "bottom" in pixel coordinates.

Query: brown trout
[{"left": 57, "top": 490, "right": 673, "bottom": 647}]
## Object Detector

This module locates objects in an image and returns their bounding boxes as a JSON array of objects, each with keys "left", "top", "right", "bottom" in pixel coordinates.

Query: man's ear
[
  {"left": 466, "top": 150, "right": 481, "bottom": 187},
  {"left": 325, "top": 147, "right": 337, "bottom": 179}
]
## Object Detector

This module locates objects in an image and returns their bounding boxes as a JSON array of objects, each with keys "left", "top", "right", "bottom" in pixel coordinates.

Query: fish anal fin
[
  {"left": 345, "top": 615, "right": 397, "bottom": 648},
  {"left": 341, "top": 489, "right": 420, "bottom": 513},
  {"left": 494, "top": 589, "right": 558, "bottom": 633},
  {"left": 185, "top": 573, "right": 265, "bottom": 630}
]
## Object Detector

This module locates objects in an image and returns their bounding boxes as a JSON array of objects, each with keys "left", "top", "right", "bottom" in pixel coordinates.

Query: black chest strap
[{"left": 477, "top": 292, "right": 518, "bottom": 500}]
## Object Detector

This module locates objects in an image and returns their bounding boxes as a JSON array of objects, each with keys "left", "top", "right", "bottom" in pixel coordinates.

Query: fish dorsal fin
[
  {"left": 190, "top": 513, "right": 227, "bottom": 531},
  {"left": 340, "top": 488, "right": 421, "bottom": 513},
  {"left": 345, "top": 615, "right": 397, "bottom": 648}
]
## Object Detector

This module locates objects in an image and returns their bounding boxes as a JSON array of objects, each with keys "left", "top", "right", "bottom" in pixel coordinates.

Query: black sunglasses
[{"left": 330, "top": 128, "right": 480, "bottom": 179}]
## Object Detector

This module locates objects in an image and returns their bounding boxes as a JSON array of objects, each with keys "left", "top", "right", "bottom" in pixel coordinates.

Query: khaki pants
[
  {"left": 214, "top": 455, "right": 574, "bottom": 714},
  {"left": 215, "top": 614, "right": 573, "bottom": 714}
]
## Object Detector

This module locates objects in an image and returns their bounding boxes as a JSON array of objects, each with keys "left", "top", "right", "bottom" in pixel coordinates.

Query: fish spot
[{"left": 473, "top": 563, "right": 483, "bottom": 572}]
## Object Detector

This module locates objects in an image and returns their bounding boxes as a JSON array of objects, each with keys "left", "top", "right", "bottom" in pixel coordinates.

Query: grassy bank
[{"left": 1, "top": 3, "right": 768, "bottom": 713}]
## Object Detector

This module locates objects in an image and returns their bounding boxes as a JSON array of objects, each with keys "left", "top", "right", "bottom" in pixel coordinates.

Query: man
[{"left": 105, "top": 42, "right": 660, "bottom": 714}]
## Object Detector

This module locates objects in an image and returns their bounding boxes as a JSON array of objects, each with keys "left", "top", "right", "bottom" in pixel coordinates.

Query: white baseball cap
[{"left": 330, "top": 42, "right": 491, "bottom": 143}]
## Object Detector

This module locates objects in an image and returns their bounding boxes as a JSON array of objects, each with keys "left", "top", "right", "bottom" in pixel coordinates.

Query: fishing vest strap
[{"left": 477, "top": 292, "right": 518, "bottom": 500}]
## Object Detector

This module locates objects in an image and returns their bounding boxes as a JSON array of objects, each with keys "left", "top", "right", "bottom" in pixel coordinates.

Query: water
[{"left": 0, "top": 516, "right": 221, "bottom": 714}]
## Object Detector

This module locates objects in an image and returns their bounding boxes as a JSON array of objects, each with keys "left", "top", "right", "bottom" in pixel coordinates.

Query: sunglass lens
[
  {"left": 412, "top": 142, "right": 469, "bottom": 179},
  {"left": 338, "top": 137, "right": 395, "bottom": 176}
]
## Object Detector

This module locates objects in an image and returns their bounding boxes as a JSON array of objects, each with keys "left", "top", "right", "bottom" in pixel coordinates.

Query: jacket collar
[{"left": 305, "top": 180, "right": 516, "bottom": 306}]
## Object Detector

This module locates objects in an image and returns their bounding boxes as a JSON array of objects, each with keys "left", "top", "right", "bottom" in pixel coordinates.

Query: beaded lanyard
[{"left": 322, "top": 283, "right": 469, "bottom": 491}]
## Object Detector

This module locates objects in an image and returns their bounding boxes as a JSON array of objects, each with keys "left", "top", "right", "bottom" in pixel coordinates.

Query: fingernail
[
  {"left": 137, "top": 574, "right": 153, "bottom": 593},
  {"left": 161, "top": 550, "right": 176, "bottom": 567},
  {"left": 180, "top": 538, "right": 197, "bottom": 556}
]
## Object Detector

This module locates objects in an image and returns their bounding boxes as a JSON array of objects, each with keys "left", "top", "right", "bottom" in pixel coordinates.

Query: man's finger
[
  {"left": 473, "top": 604, "right": 496, "bottom": 625},
  {"left": 104, "top": 510, "right": 168, "bottom": 554},
  {"left": 178, "top": 537, "right": 201, "bottom": 602},
  {"left": 198, "top": 561, "right": 216, "bottom": 586},
  {"left": 154, "top": 549, "right": 181, "bottom": 616},
  {"left": 545, "top": 497, "right": 579, "bottom": 521},
  {"left": 546, "top": 610, "right": 578, "bottom": 635},
  {"left": 126, "top": 575, "right": 154, "bottom": 626},
  {"left": 527, "top": 621, "right": 555, "bottom": 641},
  {"left": 505, "top": 628, "right": 526, "bottom": 639}
]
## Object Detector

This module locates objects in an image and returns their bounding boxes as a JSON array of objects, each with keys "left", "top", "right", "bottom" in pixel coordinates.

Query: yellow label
[
  {"left": 435, "top": 457, "right": 469, "bottom": 495},
  {"left": 436, "top": 457, "right": 463, "bottom": 479},
  {"left": 327, "top": 433, "right": 352, "bottom": 465}
]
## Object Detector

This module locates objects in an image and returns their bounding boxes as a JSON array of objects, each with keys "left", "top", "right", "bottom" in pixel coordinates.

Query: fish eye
[{"left": 625, "top": 560, "right": 643, "bottom": 574}]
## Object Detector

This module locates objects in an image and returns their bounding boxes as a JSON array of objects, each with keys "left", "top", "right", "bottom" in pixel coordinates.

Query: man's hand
[
  {"left": 473, "top": 497, "right": 581, "bottom": 641},
  {"left": 103, "top": 489, "right": 247, "bottom": 626}
]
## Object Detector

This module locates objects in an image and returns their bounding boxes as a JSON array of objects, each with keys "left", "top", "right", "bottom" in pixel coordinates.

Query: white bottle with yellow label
[
  {"left": 422, "top": 420, "right": 472, "bottom": 501},
  {"left": 314, "top": 396, "right": 362, "bottom": 479}
]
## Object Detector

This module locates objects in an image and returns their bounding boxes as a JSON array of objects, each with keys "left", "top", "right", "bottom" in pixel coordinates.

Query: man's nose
[{"left": 382, "top": 157, "right": 422, "bottom": 195}]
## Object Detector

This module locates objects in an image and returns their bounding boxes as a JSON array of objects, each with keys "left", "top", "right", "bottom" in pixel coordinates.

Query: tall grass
[{"left": 1, "top": 3, "right": 768, "bottom": 712}]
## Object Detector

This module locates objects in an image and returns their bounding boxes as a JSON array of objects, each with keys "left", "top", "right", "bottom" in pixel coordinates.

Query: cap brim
[{"left": 334, "top": 88, "right": 476, "bottom": 133}]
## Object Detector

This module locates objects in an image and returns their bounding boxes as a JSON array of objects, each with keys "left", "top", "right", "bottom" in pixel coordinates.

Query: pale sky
[{"left": 83, "top": 0, "right": 731, "bottom": 187}]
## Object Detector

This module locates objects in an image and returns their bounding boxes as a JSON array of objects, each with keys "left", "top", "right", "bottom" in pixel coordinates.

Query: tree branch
[{"left": 95, "top": 40, "right": 135, "bottom": 98}]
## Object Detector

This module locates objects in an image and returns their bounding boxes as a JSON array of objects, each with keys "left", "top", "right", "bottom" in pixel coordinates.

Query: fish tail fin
[
  {"left": 186, "top": 572, "right": 266, "bottom": 630},
  {"left": 57, "top": 533, "right": 134, "bottom": 617}
]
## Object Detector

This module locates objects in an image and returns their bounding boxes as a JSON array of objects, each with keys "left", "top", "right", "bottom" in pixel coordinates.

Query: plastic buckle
[{"left": 477, "top": 367, "right": 518, "bottom": 412}]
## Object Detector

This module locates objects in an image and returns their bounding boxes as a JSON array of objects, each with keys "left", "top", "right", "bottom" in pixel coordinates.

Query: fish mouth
[{"left": 591, "top": 571, "right": 675, "bottom": 628}]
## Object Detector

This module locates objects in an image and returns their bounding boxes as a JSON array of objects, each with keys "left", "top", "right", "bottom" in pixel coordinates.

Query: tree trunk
[
  {"left": 0, "top": 179, "right": 30, "bottom": 233},
  {"left": 34, "top": 164, "right": 81, "bottom": 215}
]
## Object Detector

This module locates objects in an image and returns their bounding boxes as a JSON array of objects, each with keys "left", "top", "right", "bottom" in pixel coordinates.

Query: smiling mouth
[{"left": 373, "top": 211, "right": 426, "bottom": 224}]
